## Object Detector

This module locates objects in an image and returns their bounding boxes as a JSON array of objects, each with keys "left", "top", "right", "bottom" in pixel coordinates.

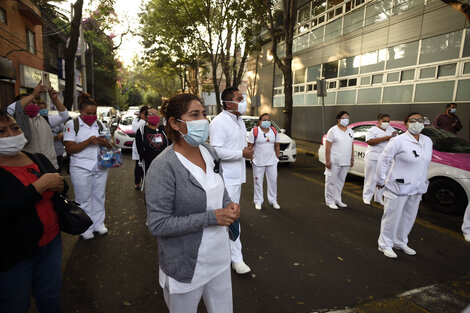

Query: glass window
[
  {"left": 296, "top": 33, "right": 309, "bottom": 52},
  {"left": 419, "top": 67, "right": 436, "bottom": 79},
  {"left": 273, "top": 96, "right": 285, "bottom": 107},
  {"left": 365, "top": 0, "right": 391, "bottom": 26},
  {"left": 343, "top": 7, "right": 364, "bottom": 34},
  {"left": 294, "top": 68, "right": 306, "bottom": 84},
  {"left": 307, "top": 84, "right": 313, "bottom": 91},
  {"left": 392, "top": 0, "right": 424, "bottom": 16},
  {"left": 415, "top": 81, "right": 454, "bottom": 102},
  {"left": 352, "top": 125, "right": 373, "bottom": 141},
  {"left": 339, "top": 56, "right": 360, "bottom": 77},
  {"left": 456, "top": 79, "right": 470, "bottom": 101},
  {"left": 307, "top": 64, "right": 322, "bottom": 81},
  {"left": 340, "top": 79, "right": 348, "bottom": 88},
  {"left": 463, "top": 28, "right": 470, "bottom": 57},
  {"left": 277, "top": 42, "right": 286, "bottom": 58},
  {"left": 312, "top": 0, "right": 327, "bottom": 16},
  {"left": 294, "top": 86, "right": 300, "bottom": 92},
  {"left": 297, "top": 3, "right": 311, "bottom": 24},
  {"left": 419, "top": 30, "right": 462, "bottom": 64},
  {"left": 337, "top": 90, "right": 356, "bottom": 104},
  {"left": 386, "top": 41, "right": 419, "bottom": 69},
  {"left": 361, "top": 49, "right": 386, "bottom": 73},
  {"left": 348, "top": 78, "right": 357, "bottom": 86},
  {"left": 372, "top": 74, "right": 383, "bottom": 84},
  {"left": 274, "top": 74, "right": 283, "bottom": 87},
  {"left": 421, "top": 127, "right": 470, "bottom": 153},
  {"left": 323, "top": 61, "right": 339, "bottom": 79},
  {"left": 328, "top": 81, "right": 337, "bottom": 89},
  {"left": 437, "top": 63, "right": 457, "bottom": 77},
  {"left": 464, "top": 62, "right": 470, "bottom": 75},
  {"left": 26, "top": 28, "right": 36, "bottom": 54},
  {"left": 383, "top": 85, "right": 413, "bottom": 103},
  {"left": 324, "top": 91, "right": 336, "bottom": 104},
  {"left": 293, "top": 94, "right": 305, "bottom": 106},
  {"left": 325, "top": 18, "right": 342, "bottom": 42},
  {"left": 0, "top": 7, "right": 6, "bottom": 24},
  {"left": 387, "top": 72, "right": 400, "bottom": 82},
  {"left": 357, "top": 88, "right": 381, "bottom": 103},
  {"left": 327, "top": 0, "right": 343, "bottom": 9},
  {"left": 305, "top": 93, "right": 319, "bottom": 105},
  {"left": 360, "top": 76, "right": 371, "bottom": 85},
  {"left": 401, "top": 69, "right": 415, "bottom": 81},
  {"left": 309, "top": 26, "right": 324, "bottom": 46}
]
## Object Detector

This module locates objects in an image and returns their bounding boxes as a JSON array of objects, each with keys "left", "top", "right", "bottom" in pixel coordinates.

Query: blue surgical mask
[
  {"left": 178, "top": 119, "right": 209, "bottom": 146},
  {"left": 450, "top": 108, "right": 456, "bottom": 114},
  {"left": 261, "top": 121, "right": 271, "bottom": 129},
  {"left": 39, "top": 109, "right": 48, "bottom": 117}
]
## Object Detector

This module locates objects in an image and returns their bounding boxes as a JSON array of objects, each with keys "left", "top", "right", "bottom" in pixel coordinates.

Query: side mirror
[{"left": 280, "top": 129, "right": 286, "bottom": 134}]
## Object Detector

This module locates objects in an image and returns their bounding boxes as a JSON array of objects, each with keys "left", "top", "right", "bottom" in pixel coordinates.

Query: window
[
  {"left": 386, "top": 41, "right": 419, "bottom": 69},
  {"left": 26, "top": 28, "right": 36, "bottom": 54},
  {"left": 360, "top": 49, "right": 386, "bottom": 73},
  {"left": 337, "top": 90, "right": 356, "bottom": 104},
  {"left": 401, "top": 69, "right": 415, "bottom": 81},
  {"left": 348, "top": 78, "right": 357, "bottom": 86},
  {"left": 419, "top": 67, "right": 436, "bottom": 79},
  {"left": 464, "top": 62, "right": 470, "bottom": 75},
  {"left": 386, "top": 72, "right": 400, "bottom": 82},
  {"left": 365, "top": 0, "right": 391, "bottom": 26},
  {"left": 325, "top": 18, "right": 342, "bottom": 42},
  {"left": 293, "top": 94, "right": 305, "bottom": 106},
  {"left": 360, "top": 76, "right": 371, "bottom": 85},
  {"left": 297, "top": 4, "right": 311, "bottom": 25},
  {"left": 0, "top": 7, "right": 6, "bottom": 24},
  {"left": 340, "top": 79, "right": 348, "bottom": 88},
  {"left": 352, "top": 125, "right": 373, "bottom": 141},
  {"left": 339, "top": 56, "right": 360, "bottom": 77},
  {"left": 357, "top": 88, "right": 381, "bottom": 104},
  {"left": 392, "top": 0, "right": 424, "bottom": 16},
  {"left": 274, "top": 74, "right": 283, "bottom": 88},
  {"left": 294, "top": 68, "right": 306, "bottom": 84},
  {"left": 296, "top": 33, "right": 309, "bottom": 51},
  {"left": 419, "top": 30, "right": 462, "bottom": 64},
  {"left": 343, "top": 7, "right": 364, "bottom": 34},
  {"left": 324, "top": 91, "right": 336, "bottom": 104},
  {"left": 305, "top": 94, "right": 319, "bottom": 105},
  {"left": 437, "top": 63, "right": 456, "bottom": 77},
  {"left": 415, "top": 81, "right": 454, "bottom": 102},
  {"left": 277, "top": 42, "right": 286, "bottom": 58},
  {"left": 323, "top": 61, "right": 339, "bottom": 79},
  {"left": 372, "top": 74, "right": 383, "bottom": 84},
  {"left": 456, "top": 79, "right": 470, "bottom": 101},
  {"left": 312, "top": 0, "right": 327, "bottom": 16},
  {"left": 328, "top": 81, "right": 337, "bottom": 89},
  {"left": 464, "top": 28, "right": 470, "bottom": 57},
  {"left": 309, "top": 27, "right": 324, "bottom": 46},
  {"left": 383, "top": 85, "right": 413, "bottom": 103},
  {"left": 307, "top": 65, "right": 322, "bottom": 82},
  {"left": 273, "top": 96, "right": 285, "bottom": 107}
]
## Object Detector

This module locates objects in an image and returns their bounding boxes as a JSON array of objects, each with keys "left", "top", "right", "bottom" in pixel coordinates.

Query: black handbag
[{"left": 30, "top": 154, "right": 93, "bottom": 235}]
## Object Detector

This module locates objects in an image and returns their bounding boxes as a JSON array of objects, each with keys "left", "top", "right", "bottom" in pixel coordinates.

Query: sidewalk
[{"left": 294, "top": 138, "right": 321, "bottom": 157}]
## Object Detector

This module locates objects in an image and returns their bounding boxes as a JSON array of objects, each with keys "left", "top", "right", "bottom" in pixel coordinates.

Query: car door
[{"left": 350, "top": 124, "right": 374, "bottom": 177}]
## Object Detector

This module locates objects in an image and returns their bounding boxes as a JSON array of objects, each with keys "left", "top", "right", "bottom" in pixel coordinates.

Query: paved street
[{"left": 31, "top": 149, "right": 470, "bottom": 313}]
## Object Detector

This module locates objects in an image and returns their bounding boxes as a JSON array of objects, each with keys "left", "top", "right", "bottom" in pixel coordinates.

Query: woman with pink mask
[{"left": 63, "top": 94, "right": 113, "bottom": 240}]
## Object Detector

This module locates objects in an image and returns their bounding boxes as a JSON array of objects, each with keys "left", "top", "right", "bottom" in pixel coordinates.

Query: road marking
[{"left": 289, "top": 171, "right": 465, "bottom": 242}]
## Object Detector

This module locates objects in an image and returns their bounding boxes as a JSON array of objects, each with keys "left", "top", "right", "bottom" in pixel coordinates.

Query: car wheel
[{"left": 426, "top": 178, "right": 467, "bottom": 215}]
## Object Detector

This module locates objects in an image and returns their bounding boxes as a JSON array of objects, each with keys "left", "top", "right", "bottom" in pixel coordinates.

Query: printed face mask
[
  {"left": 178, "top": 119, "right": 209, "bottom": 147},
  {"left": 148, "top": 115, "right": 160, "bottom": 125},
  {"left": 0, "top": 133, "right": 27, "bottom": 156},
  {"left": 24, "top": 104, "right": 39, "bottom": 118},
  {"left": 408, "top": 122, "right": 424, "bottom": 134},
  {"left": 81, "top": 115, "right": 97, "bottom": 125},
  {"left": 339, "top": 118, "right": 349, "bottom": 127},
  {"left": 261, "top": 121, "right": 271, "bottom": 129}
]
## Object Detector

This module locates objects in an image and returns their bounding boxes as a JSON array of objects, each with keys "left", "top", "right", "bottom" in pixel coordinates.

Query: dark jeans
[
  {"left": 135, "top": 160, "right": 143, "bottom": 185},
  {"left": 0, "top": 234, "right": 62, "bottom": 313}
]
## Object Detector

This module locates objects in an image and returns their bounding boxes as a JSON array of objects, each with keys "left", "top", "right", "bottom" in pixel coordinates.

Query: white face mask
[
  {"left": 408, "top": 122, "right": 424, "bottom": 135},
  {"left": 0, "top": 133, "right": 27, "bottom": 156},
  {"left": 224, "top": 98, "right": 247, "bottom": 115},
  {"left": 380, "top": 122, "right": 390, "bottom": 129},
  {"left": 339, "top": 118, "right": 349, "bottom": 127}
]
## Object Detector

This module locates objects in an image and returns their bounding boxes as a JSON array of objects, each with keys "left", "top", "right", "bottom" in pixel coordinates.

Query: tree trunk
[
  {"left": 282, "top": 63, "right": 293, "bottom": 136},
  {"left": 212, "top": 60, "right": 222, "bottom": 113},
  {"left": 64, "top": 0, "right": 84, "bottom": 110}
]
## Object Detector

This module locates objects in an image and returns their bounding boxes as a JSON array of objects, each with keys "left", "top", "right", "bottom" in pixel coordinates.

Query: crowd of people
[{"left": 0, "top": 80, "right": 468, "bottom": 312}]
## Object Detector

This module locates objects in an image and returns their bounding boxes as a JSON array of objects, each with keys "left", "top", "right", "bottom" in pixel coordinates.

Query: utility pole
[{"left": 71, "top": 3, "right": 78, "bottom": 111}]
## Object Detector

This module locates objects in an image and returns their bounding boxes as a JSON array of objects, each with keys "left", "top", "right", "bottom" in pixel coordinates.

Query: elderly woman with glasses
[{"left": 376, "top": 112, "right": 433, "bottom": 259}]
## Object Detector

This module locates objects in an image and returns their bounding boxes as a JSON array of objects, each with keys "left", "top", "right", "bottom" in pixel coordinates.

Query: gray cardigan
[{"left": 145, "top": 142, "right": 232, "bottom": 283}]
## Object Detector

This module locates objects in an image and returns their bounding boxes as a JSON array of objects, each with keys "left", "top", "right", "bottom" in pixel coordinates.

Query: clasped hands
[{"left": 215, "top": 203, "right": 240, "bottom": 226}]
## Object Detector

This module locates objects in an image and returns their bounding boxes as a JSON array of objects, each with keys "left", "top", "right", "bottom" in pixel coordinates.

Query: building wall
[{"left": 252, "top": 0, "right": 470, "bottom": 141}]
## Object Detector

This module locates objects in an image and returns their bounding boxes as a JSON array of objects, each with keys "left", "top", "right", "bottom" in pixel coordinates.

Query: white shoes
[
  {"left": 464, "top": 233, "right": 470, "bottom": 242},
  {"left": 232, "top": 261, "right": 251, "bottom": 274},
  {"left": 328, "top": 203, "right": 339, "bottom": 210},
  {"left": 255, "top": 203, "right": 262, "bottom": 210},
  {"left": 81, "top": 231, "right": 94, "bottom": 240},
  {"left": 378, "top": 247, "right": 398, "bottom": 259},
  {"left": 336, "top": 201, "right": 347, "bottom": 208},
  {"left": 271, "top": 202, "right": 281, "bottom": 210},
  {"left": 96, "top": 226, "right": 108, "bottom": 235},
  {"left": 395, "top": 245, "right": 416, "bottom": 256},
  {"left": 363, "top": 199, "right": 371, "bottom": 205}
]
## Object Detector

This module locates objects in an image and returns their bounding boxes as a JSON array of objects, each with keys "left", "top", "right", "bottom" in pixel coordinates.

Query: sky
[{"left": 56, "top": 0, "right": 148, "bottom": 68}]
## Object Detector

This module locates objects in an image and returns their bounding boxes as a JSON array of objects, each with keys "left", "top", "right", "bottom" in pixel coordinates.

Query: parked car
[
  {"left": 97, "top": 106, "right": 118, "bottom": 128},
  {"left": 113, "top": 113, "right": 136, "bottom": 149},
  {"left": 318, "top": 121, "right": 470, "bottom": 214}
]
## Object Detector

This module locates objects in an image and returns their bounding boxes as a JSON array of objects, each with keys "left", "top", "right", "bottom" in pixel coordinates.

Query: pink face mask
[
  {"left": 148, "top": 115, "right": 160, "bottom": 125},
  {"left": 81, "top": 115, "right": 97, "bottom": 125},
  {"left": 24, "top": 104, "right": 39, "bottom": 118}
]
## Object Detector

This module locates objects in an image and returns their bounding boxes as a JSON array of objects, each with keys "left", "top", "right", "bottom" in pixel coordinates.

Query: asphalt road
[{"left": 29, "top": 151, "right": 470, "bottom": 313}]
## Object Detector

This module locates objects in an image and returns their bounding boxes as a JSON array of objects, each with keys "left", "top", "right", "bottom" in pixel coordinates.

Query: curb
[{"left": 296, "top": 148, "right": 317, "bottom": 157}]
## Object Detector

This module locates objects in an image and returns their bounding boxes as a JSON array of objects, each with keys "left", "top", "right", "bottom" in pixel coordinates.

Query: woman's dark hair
[
  {"left": 160, "top": 93, "right": 202, "bottom": 141},
  {"left": 13, "top": 93, "right": 31, "bottom": 102},
  {"left": 138, "top": 105, "right": 149, "bottom": 120},
  {"left": 404, "top": 112, "right": 423, "bottom": 124},
  {"left": 78, "top": 93, "right": 97, "bottom": 110},
  {"left": 336, "top": 111, "right": 349, "bottom": 120},
  {"left": 259, "top": 113, "right": 270, "bottom": 121},
  {"left": 378, "top": 113, "right": 390, "bottom": 121},
  {"left": 0, "top": 108, "right": 14, "bottom": 123}
]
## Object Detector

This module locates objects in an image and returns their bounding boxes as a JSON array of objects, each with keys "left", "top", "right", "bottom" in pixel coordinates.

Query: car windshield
[
  {"left": 120, "top": 116, "right": 134, "bottom": 126},
  {"left": 421, "top": 127, "right": 470, "bottom": 153},
  {"left": 243, "top": 118, "right": 281, "bottom": 132}
]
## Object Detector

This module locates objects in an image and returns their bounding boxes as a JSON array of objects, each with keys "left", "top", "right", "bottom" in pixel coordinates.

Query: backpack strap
[
  {"left": 270, "top": 126, "right": 277, "bottom": 136},
  {"left": 253, "top": 126, "right": 258, "bottom": 142},
  {"left": 73, "top": 117, "right": 104, "bottom": 135}
]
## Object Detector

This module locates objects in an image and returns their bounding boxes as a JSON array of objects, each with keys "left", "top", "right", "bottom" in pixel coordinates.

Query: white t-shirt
[
  {"left": 247, "top": 126, "right": 280, "bottom": 166},
  {"left": 132, "top": 118, "right": 147, "bottom": 160},
  {"left": 325, "top": 125, "right": 354, "bottom": 166},
  {"left": 365, "top": 126, "right": 396, "bottom": 160},
  {"left": 159, "top": 145, "right": 230, "bottom": 294}
]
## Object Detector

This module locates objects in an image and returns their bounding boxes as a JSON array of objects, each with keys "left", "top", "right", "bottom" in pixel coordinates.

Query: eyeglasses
[
  {"left": 409, "top": 118, "right": 425, "bottom": 123},
  {"left": 213, "top": 158, "right": 221, "bottom": 173}
]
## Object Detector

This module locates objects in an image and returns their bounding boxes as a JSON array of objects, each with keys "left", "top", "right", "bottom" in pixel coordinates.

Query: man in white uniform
[{"left": 210, "top": 86, "right": 253, "bottom": 274}]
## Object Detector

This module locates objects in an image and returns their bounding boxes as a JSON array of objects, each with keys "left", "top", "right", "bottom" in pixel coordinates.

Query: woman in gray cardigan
[{"left": 145, "top": 93, "right": 240, "bottom": 313}]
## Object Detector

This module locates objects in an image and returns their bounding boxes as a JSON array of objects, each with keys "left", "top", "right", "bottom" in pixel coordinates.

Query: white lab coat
[
  {"left": 63, "top": 117, "right": 109, "bottom": 233},
  {"left": 376, "top": 131, "right": 433, "bottom": 250}
]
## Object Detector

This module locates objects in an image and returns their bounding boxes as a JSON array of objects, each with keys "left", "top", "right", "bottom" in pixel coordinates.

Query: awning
[{"left": 0, "top": 57, "right": 17, "bottom": 80}]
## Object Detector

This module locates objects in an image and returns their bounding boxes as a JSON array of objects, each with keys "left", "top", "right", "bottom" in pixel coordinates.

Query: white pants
[
  {"left": 462, "top": 202, "right": 470, "bottom": 235},
  {"left": 378, "top": 192, "right": 422, "bottom": 250},
  {"left": 225, "top": 184, "right": 244, "bottom": 264},
  {"left": 363, "top": 158, "right": 384, "bottom": 203},
  {"left": 252, "top": 164, "right": 278, "bottom": 205},
  {"left": 163, "top": 267, "right": 233, "bottom": 313},
  {"left": 324, "top": 164, "right": 349, "bottom": 205},
  {"left": 70, "top": 166, "right": 109, "bottom": 233}
]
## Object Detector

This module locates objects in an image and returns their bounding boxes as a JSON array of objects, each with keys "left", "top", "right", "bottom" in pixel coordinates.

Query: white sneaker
[
  {"left": 395, "top": 245, "right": 416, "bottom": 256},
  {"left": 336, "top": 201, "right": 347, "bottom": 208},
  {"left": 363, "top": 199, "right": 371, "bottom": 205},
  {"left": 232, "top": 261, "right": 251, "bottom": 274},
  {"left": 95, "top": 226, "right": 108, "bottom": 235},
  {"left": 81, "top": 231, "right": 94, "bottom": 240},
  {"left": 328, "top": 203, "right": 339, "bottom": 210},
  {"left": 272, "top": 202, "right": 281, "bottom": 210},
  {"left": 464, "top": 233, "right": 470, "bottom": 242},
  {"left": 378, "top": 247, "right": 398, "bottom": 259},
  {"left": 255, "top": 203, "right": 262, "bottom": 210}
]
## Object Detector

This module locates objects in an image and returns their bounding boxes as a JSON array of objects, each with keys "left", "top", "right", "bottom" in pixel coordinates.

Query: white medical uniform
[
  {"left": 63, "top": 117, "right": 109, "bottom": 234},
  {"left": 376, "top": 131, "right": 433, "bottom": 251},
  {"left": 462, "top": 202, "right": 470, "bottom": 237},
  {"left": 209, "top": 110, "right": 246, "bottom": 264},
  {"left": 247, "top": 126, "right": 280, "bottom": 205},
  {"left": 324, "top": 125, "right": 354, "bottom": 206},
  {"left": 131, "top": 118, "right": 146, "bottom": 161},
  {"left": 159, "top": 145, "right": 232, "bottom": 313},
  {"left": 363, "top": 125, "right": 395, "bottom": 203}
]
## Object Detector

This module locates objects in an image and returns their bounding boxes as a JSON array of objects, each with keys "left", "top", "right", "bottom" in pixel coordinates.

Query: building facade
[{"left": 249, "top": 0, "right": 470, "bottom": 141}]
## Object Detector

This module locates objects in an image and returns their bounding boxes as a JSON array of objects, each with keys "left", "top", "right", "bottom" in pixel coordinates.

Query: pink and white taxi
[{"left": 318, "top": 121, "right": 470, "bottom": 215}]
